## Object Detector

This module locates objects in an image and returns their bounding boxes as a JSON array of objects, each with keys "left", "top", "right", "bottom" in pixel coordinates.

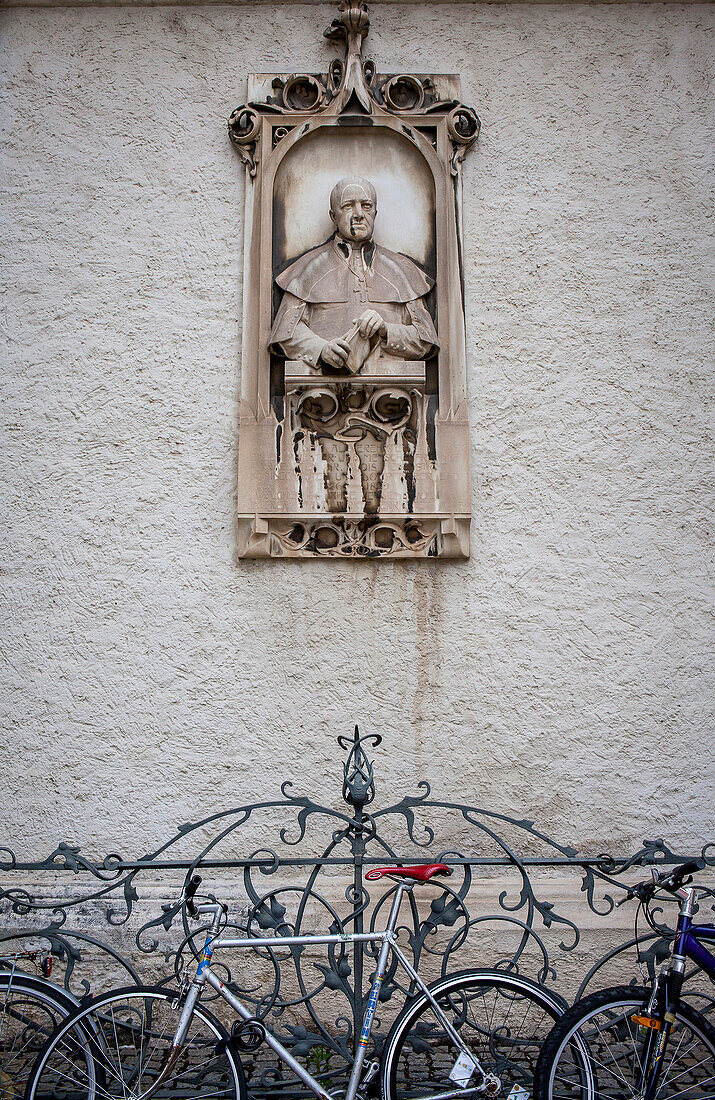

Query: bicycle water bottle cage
[{"left": 365, "top": 864, "right": 452, "bottom": 882}]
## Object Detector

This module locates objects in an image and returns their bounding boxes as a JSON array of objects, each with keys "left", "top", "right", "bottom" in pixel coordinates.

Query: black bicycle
[{"left": 0, "top": 951, "right": 79, "bottom": 1098}]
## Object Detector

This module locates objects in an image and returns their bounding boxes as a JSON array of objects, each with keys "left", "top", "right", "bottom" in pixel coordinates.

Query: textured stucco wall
[{"left": 1, "top": 1, "right": 713, "bottom": 865}]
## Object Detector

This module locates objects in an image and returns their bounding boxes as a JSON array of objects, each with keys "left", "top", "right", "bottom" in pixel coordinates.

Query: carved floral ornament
[{"left": 230, "top": 1, "right": 480, "bottom": 559}]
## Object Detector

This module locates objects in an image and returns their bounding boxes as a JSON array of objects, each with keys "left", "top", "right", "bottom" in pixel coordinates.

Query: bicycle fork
[
  {"left": 632, "top": 960, "right": 684, "bottom": 1100},
  {"left": 633, "top": 887, "right": 696, "bottom": 1100},
  {"left": 130, "top": 913, "right": 222, "bottom": 1100}
]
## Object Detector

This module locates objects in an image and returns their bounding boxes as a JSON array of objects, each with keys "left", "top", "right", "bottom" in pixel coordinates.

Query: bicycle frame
[
  {"left": 178, "top": 882, "right": 486, "bottom": 1100},
  {"left": 674, "top": 915, "right": 715, "bottom": 977}
]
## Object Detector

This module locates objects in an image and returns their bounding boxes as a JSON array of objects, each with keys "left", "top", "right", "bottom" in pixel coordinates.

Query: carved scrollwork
[
  {"left": 369, "top": 388, "right": 412, "bottom": 428},
  {"left": 382, "top": 75, "right": 426, "bottom": 113},
  {"left": 284, "top": 383, "right": 427, "bottom": 518},
  {"left": 328, "top": 58, "right": 344, "bottom": 96},
  {"left": 447, "top": 103, "right": 481, "bottom": 173},
  {"left": 295, "top": 386, "right": 413, "bottom": 440},
  {"left": 324, "top": 0, "right": 370, "bottom": 49},
  {"left": 272, "top": 125, "right": 291, "bottom": 148},
  {"left": 270, "top": 517, "right": 439, "bottom": 557},
  {"left": 271, "top": 74, "right": 327, "bottom": 113},
  {"left": 231, "top": 2, "right": 481, "bottom": 561},
  {"left": 229, "top": 2, "right": 481, "bottom": 184},
  {"left": 296, "top": 388, "right": 340, "bottom": 424},
  {"left": 228, "top": 104, "right": 260, "bottom": 176},
  {"left": 365, "top": 520, "right": 437, "bottom": 553}
]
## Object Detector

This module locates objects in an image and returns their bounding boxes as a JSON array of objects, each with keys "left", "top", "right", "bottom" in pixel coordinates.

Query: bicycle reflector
[{"left": 632, "top": 1014, "right": 663, "bottom": 1031}]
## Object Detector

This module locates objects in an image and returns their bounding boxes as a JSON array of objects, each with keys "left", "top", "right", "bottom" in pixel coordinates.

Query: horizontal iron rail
[{"left": 2, "top": 855, "right": 657, "bottom": 871}]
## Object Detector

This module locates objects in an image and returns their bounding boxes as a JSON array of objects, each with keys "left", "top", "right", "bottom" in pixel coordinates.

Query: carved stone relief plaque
[{"left": 230, "top": 1, "right": 479, "bottom": 558}]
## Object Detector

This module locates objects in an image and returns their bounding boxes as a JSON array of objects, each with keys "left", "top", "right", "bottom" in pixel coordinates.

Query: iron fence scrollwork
[{"left": 1, "top": 727, "right": 713, "bottom": 1095}]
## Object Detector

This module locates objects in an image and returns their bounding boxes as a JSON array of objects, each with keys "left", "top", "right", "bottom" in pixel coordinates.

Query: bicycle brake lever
[{"left": 617, "top": 882, "right": 653, "bottom": 906}]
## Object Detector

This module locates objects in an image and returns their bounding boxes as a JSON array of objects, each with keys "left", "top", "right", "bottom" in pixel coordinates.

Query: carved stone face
[{"left": 329, "top": 179, "right": 376, "bottom": 244}]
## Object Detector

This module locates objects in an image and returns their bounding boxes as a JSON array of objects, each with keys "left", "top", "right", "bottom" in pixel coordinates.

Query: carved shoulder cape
[{"left": 275, "top": 239, "right": 434, "bottom": 304}]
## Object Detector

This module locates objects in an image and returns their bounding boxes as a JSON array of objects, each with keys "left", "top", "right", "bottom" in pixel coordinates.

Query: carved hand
[
  {"left": 320, "top": 339, "right": 351, "bottom": 369},
  {"left": 356, "top": 310, "right": 387, "bottom": 341}
]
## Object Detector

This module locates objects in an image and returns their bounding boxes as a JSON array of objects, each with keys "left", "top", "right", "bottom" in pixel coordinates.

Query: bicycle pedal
[{"left": 231, "top": 1018, "right": 266, "bottom": 1052}]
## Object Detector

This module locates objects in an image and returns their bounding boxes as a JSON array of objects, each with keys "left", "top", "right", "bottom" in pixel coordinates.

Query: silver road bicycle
[{"left": 26, "top": 864, "right": 566, "bottom": 1100}]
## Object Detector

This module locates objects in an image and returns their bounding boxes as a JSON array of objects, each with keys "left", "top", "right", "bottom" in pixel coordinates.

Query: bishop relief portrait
[
  {"left": 270, "top": 177, "right": 438, "bottom": 376},
  {"left": 230, "top": 0, "right": 479, "bottom": 559}
]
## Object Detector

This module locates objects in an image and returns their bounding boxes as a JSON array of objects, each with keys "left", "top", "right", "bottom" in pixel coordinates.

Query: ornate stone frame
[{"left": 230, "top": 1, "right": 479, "bottom": 559}]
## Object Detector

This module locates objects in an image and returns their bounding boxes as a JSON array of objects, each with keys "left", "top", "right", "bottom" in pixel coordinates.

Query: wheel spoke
[
  {"left": 538, "top": 989, "right": 715, "bottom": 1100},
  {"left": 26, "top": 989, "right": 241, "bottom": 1100},
  {"left": 0, "top": 978, "right": 74, "bottom": 1096},
  {"left": 385, "top": 972, "right": 561, "bottom": 1098}
]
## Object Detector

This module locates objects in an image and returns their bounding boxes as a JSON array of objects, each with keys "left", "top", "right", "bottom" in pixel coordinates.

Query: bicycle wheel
[
  {"left": 382, "top": 968, "right": 566, "bottom": 1099},
  {"left": 533, "top": 984, "right": 715, "bottom": 1100},
  {"left": 0, "top": 970, "right": 78, "bottom": 1099},
  {"left": 26, "top": 984, "right": 246, "bottom": 1100}
]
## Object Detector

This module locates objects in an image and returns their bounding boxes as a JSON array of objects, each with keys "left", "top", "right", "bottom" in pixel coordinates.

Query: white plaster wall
[{"left": 1, "top": 1, "right": 713, "bottom": 865}]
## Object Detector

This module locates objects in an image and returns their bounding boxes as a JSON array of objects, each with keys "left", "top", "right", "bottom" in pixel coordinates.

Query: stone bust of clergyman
[{"left": 269, "top": 176, "right": 438, "bottom": 373}]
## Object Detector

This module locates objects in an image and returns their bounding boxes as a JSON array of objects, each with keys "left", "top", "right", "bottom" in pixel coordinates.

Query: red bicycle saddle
[{"left": 365, "top": 864, "right": 452, "bottom": 882}]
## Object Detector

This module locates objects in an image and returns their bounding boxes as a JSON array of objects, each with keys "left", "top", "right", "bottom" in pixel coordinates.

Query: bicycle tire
[
  {"left": 25, "top": 984, "right": 247, "bottom": 1100},
  {"left": 533, "top": 984, "right": 715, "bottom": 1100},
  {"left": 0, "top": 970, "right": 79, "bottom": 1099},
  {"left": 381, "top": 968, "right": 566, "bottom": 1099}
]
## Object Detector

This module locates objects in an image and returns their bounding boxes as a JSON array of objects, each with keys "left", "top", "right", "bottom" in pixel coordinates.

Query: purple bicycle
[{"left": 534, "top": 858, "right": 715, "bottom": 1100}]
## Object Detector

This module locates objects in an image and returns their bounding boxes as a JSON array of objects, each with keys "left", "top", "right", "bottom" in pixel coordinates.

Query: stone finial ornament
[{"left": 230, "top": 1, "right": 479, "bottom": 558}]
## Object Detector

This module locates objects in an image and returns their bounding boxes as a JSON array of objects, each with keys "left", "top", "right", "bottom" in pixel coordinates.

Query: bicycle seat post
[{"left": 345, "top": 881, "right": 410, "bottom": 1100}]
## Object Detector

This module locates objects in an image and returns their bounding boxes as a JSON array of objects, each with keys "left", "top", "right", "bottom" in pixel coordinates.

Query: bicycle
[
  {"left": 533, "top": 858, "right": 715, "bottom": 1099},
  {"left": 26, "top": 863, "right": 567, "bottom": 1099},
  {"left": 0, "top": 951, "right": 79, "bottom": 1098}
]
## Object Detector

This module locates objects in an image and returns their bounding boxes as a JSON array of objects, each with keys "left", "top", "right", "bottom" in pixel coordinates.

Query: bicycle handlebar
[
  {"left": 656, "top": 858, "right": 706, "bottom": 890},
  {"left": 184, "top": 874, "right": 202, "bottom": 918},
  {"left": 617, "top": 858, "right": 706, "bottom": 906}
]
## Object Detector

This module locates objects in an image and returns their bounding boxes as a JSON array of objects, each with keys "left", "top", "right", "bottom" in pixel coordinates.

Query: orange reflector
[{"left": 631, "top": 1014, "right": 663, "bottom": 1031}]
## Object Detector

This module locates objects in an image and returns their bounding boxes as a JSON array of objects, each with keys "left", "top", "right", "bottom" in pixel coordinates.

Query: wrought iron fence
[{"left": 1, "top": 728, "right": 713, "bottom": 1095}]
